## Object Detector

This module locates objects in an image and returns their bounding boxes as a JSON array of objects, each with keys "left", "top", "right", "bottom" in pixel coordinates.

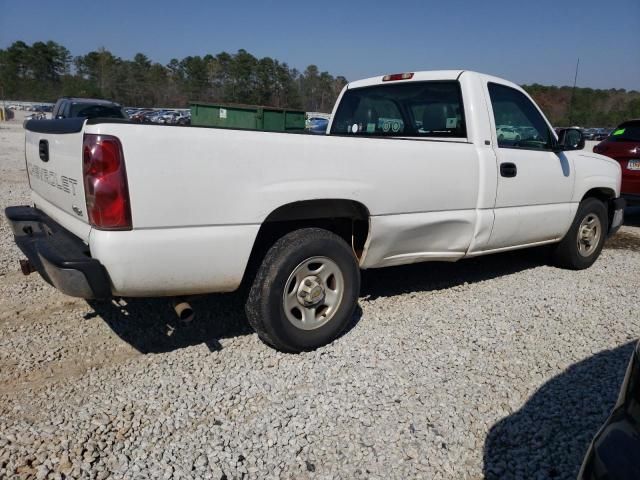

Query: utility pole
[
  {"left": 568, "top": 58, "right": 580, "bottom": 126},
  {"left": 0, "top": 61, "right": 6, "bottom": 120},
  {"left": 0, "top": 84, "right": 5, "bottom": 122}
]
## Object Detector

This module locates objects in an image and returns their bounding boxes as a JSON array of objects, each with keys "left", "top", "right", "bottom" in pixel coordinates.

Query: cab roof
[
  {"left": 59, "top": 97, "right": 121, "bottom": 106},
  {"left": 346, "top": 70, "right": 521, "bottom": 92},
  {"left": 347, "top": 70, "right": 464, "bottom": 89}
]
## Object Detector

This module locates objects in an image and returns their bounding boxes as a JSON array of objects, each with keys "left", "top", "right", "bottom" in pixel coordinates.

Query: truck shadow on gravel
[
  {"left": 86, "top": 248, "right": 550, "bottom": 354},
  {"left": 483, "top": 341, "right": 636, "bottom": 479},
  {"left": 85, "top": 226, "right": 637, "bottom": 356},
  {"left": 86, "top": 294, "right": 254, "bottom": 354},
  {"left": 86, "top": 295, "right": 363, "bottom": 354},
  {"left": 360, "top": 248, "right": 547, "bottom": 300}
]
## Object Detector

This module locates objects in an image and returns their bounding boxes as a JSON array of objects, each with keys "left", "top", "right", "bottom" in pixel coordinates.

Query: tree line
[
  {"left": 0, "top": 41, "right": 347, "bottom": 112},
  {"left": 1, "top": 40, "right": 639, "bottom": 124},
  {"left": 524, "top": 83, "right": 640, "bottom": 127}
]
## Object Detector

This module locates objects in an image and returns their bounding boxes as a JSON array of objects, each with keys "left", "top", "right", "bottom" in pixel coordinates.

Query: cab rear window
[{"left": 330, "top": 81, "right": 466, "bottom": 138}]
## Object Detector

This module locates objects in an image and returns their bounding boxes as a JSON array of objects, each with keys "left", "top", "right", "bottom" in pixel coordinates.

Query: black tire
[
  {"left": 551, "top": 197, "right": 608, "bottom": 270},
  {"left": 245, "top": 228, "right": 360, "bottom": 352}
]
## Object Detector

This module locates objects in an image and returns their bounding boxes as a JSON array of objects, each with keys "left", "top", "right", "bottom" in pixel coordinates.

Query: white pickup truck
[{"left": 6, "top": 70, "right": 625, "bottom": 352}]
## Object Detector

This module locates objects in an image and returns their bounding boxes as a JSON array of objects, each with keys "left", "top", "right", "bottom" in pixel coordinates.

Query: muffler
[
  {"left": 19, "top": 259, "right": 36, "bottom": 276},
  {"left": 172, "top": 297, "right": 195, "bottom": 323}
]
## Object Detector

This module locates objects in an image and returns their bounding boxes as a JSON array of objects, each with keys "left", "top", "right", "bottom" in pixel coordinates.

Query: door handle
[
  {"left": 500, "top": 162, "right": 517, "bottom": 178},
  {"left": 39, "top": 140, "right": 49, "bottom": 162}
]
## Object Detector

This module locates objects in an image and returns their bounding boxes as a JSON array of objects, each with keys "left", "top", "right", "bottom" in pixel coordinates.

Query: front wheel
[
  {"left": 551, "top": 197, "right": 608, "bottom": 269},
  {"left": 245, "top": 228, "right": 360, "bottom": 352}
]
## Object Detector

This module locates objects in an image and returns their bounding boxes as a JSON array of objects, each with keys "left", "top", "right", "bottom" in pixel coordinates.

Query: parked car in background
[
  {"left": 579, "top": 341, "right": 640, "bottom": 479},
  {"left": 158, "top": 111, "right": 190, "bottom": 125},
  {"left": 176, "top": 112, "right": 191, "bottom": 125},
  {"left": 306, "top": 117, "right": 329, "bottom": 134},
  {"left": 26, "top": 113, "right": 46, "bottom": 120},
  {"left": 594, "top": 120, "right": 640, "bottom": 205},
  {"left": 158, "top": 111, "right": 177, "bottom": 124},
  {"left": 32, "top": 105, "right": 53, "bottom": 115},
  {"left": 52, "top": 97, "right": 127, "bottom": 120},
  {"left": 130, "top": 109, "right": 154, "bottom": 123},
  {"left": 516, "top": 126, "right": 539, "bottom": 140},
  {"left": 146, "top": 110, "right": 168, "bottom": 123},
  {"left": 496, "top": 125, "right": 521, "bottom": 141},
  {"left": 594, "top": 128, "right": 612, "bottom": 141},
  {"left": 583, "top": 128, "right": 597, "bottom": 140}
]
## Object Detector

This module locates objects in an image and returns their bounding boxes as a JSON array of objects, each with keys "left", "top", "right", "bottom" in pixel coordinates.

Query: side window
[
  {"left": 488, "top": 83, "right": 551, "bottom": 150},
  {"left": 330, "top": 81, "right": 466, "bottom": 138}
]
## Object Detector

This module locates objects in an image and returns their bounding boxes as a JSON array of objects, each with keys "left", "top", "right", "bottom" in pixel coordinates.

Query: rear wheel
[
  {"left": 245, "top": 228, "right": 360, "bottom": 352},
  {"left": 551, "top": 197, "right": 607, "bottom": 269}
]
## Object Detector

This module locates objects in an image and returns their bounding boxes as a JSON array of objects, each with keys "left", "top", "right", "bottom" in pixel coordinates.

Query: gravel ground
[{"left": 1, "top": 113, "right": 639, "bottom": 479}]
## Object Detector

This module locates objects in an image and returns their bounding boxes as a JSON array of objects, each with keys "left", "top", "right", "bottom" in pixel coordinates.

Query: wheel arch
[
  {"left": 241, "top": 199, "right": 371, "bottom": 286},
  {"left": 581, "top": 187, "right": 616, "bottom": 203},
  {"left": 580, "top": 187, "right": 617, "bottom": 231}
]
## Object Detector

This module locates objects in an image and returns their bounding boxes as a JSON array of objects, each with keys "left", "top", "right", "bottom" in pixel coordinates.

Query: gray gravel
[{"left": 1, "top": 113, "right": 639, "bottom": 479}]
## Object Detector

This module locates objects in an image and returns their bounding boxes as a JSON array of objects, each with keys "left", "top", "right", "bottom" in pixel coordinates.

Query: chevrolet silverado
[{"left": 5, "top": 70, "right": 625, "bottom": 352}]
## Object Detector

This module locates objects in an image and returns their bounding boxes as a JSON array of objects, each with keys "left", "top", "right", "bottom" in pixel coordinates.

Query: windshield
[
  {"left": 330, "top": 81, "right": 466, "bottom": 138},
  {"left": 70, "top": 103, "right": 126, "bottom": 119},
  {"left": 608, "top": 121, "right": 640, "bottom": 142}
]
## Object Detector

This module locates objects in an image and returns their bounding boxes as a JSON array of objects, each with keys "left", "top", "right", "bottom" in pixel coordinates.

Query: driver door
[{"left": 484, "top": 82, "right": 575, "bottom": 250}]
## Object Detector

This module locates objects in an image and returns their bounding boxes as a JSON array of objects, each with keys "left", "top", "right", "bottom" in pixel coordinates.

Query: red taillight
[
  {"left": 382, "top": 72, "right": 414, "bottom": 82},
  {"left": 82, "top": 134, "right": 132, "bottom": 230}
]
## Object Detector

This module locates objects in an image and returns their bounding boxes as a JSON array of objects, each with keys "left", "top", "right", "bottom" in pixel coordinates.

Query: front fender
[{"left": 571, "top": 152, "right": 622, "bottom": 202}]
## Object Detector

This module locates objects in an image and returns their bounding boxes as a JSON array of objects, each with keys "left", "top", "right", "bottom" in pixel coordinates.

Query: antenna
[{"left": 568, "top": 58, "right": 580, "bottom": 126}]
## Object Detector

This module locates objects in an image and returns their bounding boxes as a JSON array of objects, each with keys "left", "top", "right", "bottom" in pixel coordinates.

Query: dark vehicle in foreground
[
  {"left": 52, "top": 97, "right": 127, "bottom": 120},
  {"left": 579, "top": 341, "right": 640, "bottom": 479},
  {"left": 594, "top": 120, "right": 640, "bottom": 205}
]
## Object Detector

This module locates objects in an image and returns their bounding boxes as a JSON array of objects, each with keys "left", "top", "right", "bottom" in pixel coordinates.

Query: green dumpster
[{"left": 190, "top": 102, "right": 306, "bottom": 132}]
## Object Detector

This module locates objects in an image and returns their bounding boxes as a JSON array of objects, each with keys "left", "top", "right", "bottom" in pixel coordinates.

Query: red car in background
[{"left": 594, "top": 120, "right": 640, "bottom": 205}]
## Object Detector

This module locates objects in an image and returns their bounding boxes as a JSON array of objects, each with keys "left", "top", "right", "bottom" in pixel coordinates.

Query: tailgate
[{"left": 24, "top": 119, "right": 90, "bottom": 234}]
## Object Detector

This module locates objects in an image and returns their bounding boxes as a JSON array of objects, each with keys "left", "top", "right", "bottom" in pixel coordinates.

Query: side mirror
[
  {"left": 555, "top": 128, "right": 585, "bottom": 151},
  {"left": 55, "top": 114, "right": 64, "bottom": 119}
]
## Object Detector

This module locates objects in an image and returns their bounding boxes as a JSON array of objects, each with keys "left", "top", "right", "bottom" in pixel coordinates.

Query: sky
[{"left": 1, "top": 0, "right": 639, "bottom": 90}]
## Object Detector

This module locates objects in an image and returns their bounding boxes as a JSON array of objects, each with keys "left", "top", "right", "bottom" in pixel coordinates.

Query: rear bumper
[{"left": 5, "top": 206, "right": 111, "bottom": 299}]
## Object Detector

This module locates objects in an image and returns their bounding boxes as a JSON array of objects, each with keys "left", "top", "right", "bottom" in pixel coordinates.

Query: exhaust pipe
[
  {"left": 19, "top": 259, "right": 36, "bottom": 276},
  {"left": 172, "top": 297, "right": 195, "bottom": 323}
]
